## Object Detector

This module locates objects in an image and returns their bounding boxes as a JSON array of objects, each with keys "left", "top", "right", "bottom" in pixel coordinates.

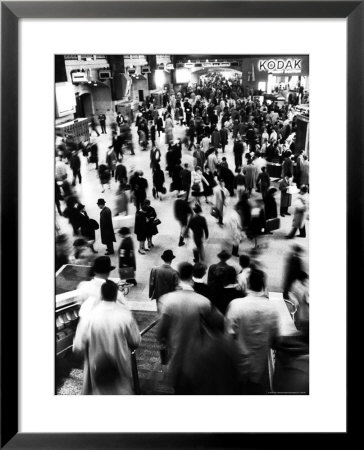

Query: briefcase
[
  {"left": 210, "top": 207, "right": 219, "bottom": 219},
  {"left": 119, "top": 266, "right": 135, "bottom": 280},
  {"left": 266, "top": 217, "right": 281, "bottom": 232}
]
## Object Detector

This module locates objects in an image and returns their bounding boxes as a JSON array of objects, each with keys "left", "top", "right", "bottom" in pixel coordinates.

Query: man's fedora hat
[
  {"left": 161, "top": 249, "right": 176, "bottom": 261},
  {"left": 93, "top": 256, "right": 115, "bottom": 273}
]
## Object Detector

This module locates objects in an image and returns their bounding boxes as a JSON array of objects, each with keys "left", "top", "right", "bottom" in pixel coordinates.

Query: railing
[{"left": 131, "top": 319, "right": 159, "bottom": 395}]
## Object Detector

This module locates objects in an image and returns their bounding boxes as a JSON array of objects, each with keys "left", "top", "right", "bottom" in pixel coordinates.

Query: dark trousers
[
  {"left": 91, "top": 126, "right": 100, "bottom": 137},
  {"left": 183, "top": 187, "right": 190, "bottom": 201},
  {"left": 287, "top": 225, "right": 306, "bottom": 238},
  {"left": 280, "top": 206, "right": 289, "bottom": 215},
  {"left": 100, "top": 122, "right": 106, "bottom": 133},
  {"left": 135, "top": 193, "right": 146, "bottom": 211},
  {"left": 221, "top": 144, "right": 226, "bottom": 153},
  {"left": 216, "top": 208, "right": 223, "bottom": 224},
  {"left": 234, "top": 153, "right": 242, "bottom": 171},
  {"left": 72, "top": 170, "right": 82, "bottom": 185},
  {"left": 193, "top": 237, "right": 204, "bottom": 262},
  {"left": 106, "top": 241, "right": 114, "bottom": 253},
  {"left": 232, "top": 244, "right": 239, "bottom": 256}
]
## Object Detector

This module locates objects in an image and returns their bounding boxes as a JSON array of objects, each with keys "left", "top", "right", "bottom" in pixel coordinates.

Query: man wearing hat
[
  {"left": 207, "top": 249, "right": 234, "bottom": 294},
  {"left": 97, "top": 198, "right": 116, "bottom": 255},
  {"left": 149, "top": 250, "right": 179, "bottom": 309},
  {"left": 77, "top": 256, "right": 127, "bottom": 318}
]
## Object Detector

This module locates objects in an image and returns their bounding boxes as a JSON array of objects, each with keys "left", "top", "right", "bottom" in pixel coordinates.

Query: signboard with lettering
[
  {"left": 258, "top": 58, "right": 302, "bottom": 74},
  {"left": 203, "top": 62, "right": 231, "bottom": 68}
]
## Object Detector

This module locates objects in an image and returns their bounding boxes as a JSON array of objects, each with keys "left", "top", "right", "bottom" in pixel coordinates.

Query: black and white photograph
[{"left": 55, "top": 54, "right": 310, "bottom": 396}]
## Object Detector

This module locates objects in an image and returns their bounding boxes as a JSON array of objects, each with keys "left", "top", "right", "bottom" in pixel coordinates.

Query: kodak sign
[{"left": 258, "top": 58, "right": 302, "bottom": 73}]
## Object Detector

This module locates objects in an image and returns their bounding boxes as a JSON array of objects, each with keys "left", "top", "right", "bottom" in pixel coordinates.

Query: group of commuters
[{"left": 72, "top": 243, "right": 308, "bottom": 395}]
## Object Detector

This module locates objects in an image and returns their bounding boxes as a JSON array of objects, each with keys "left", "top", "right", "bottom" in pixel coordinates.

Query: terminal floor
[
  {"left": 57, "top": 118, "right": 309, "bottom": 301},
  {"left": 56, "top": 116, "right": 309, "bottom": 394}
]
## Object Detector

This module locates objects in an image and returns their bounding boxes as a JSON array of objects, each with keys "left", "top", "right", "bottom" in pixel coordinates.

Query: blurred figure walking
[{"left": 73, "top": 280, "right": 140, "bottom": 394}]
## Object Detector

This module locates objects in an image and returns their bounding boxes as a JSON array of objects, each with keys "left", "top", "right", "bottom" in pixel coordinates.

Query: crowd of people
[
  {"left": 72, "top": 246, "right": 309, "bottom": 395},
  {"left": 56, "top": 73, "right": 309, "bottom": 395}
]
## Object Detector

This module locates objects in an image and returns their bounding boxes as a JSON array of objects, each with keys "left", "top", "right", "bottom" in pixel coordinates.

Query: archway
[
  {"left": 191, "top": 68, "right": 242, "bottom": 85},
  {"left": 77, "top": 93, "right": 93, "bottom": 118}
]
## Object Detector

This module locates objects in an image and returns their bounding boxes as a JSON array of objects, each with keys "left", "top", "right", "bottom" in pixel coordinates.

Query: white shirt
[
  {"left": 237, "top": 268, "right": 251, "bottom": 294},
  {"left": 77, "top": 277, "right": 127, "bottom": 318},
  {"left": 201, "top": 136, "right": 210, "bottom": 152}
]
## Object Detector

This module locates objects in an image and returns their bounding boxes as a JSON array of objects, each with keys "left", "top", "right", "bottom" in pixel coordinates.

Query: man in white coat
[{"left": 73, "top": 280, "right": 140, "bottom": 395}]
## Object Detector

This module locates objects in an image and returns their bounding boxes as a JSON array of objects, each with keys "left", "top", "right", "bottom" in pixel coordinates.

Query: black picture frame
[{"left": 1, "top": 1, "right": 359, "bottom": 448}]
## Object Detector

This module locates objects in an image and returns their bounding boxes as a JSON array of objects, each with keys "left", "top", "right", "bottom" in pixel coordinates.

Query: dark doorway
[
  {"left": 138, "top": 90, "right": 144, "bottom": 102},
  {"left": 76, "top": 93, "right": 93, "bottom": 118}
]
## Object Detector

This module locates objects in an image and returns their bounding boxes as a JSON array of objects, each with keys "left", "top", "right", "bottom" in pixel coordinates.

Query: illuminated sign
[
  {"left": 203, "top": 62, "right": 231, "bottom": 68},
  {"left": 71, "top": 71, "right": 88, "bottom": 83},
  {"left": 258, "top": 58, "right": 302, "bottom": 73}
]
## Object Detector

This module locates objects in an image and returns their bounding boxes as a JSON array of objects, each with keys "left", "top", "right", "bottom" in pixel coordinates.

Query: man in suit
[
  {"left": 225, "top": 268, "right": 280, "bottom": 394},
  {"left": 157, "top": 262, "right": 212, "bottom": 393},
  {"left": 98, "top": 113, "right": 106, "bottom": 134},
  {"left": 185, "top": 204, "right": 209, "bottom": 263},
  {"left": 149, "top": 250, "right": 180, "bottom": 310},
  {"left": 207, "top": 249, "right": 233, "bottom": 293},
  {"left": 97, "top": 198, "right": 115, "bottom": 255}
]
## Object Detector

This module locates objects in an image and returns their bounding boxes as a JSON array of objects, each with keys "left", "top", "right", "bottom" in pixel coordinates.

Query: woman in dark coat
[
  {"left": 78, "top": 203, "right": 98, "bottom": 253},
  {"left": 171, "top": 160, "right": 183, "bottom": 194},
  {"left": 89, "top": 142, "right": 99, "bottom": 169},
  {"left": 152, "top": 164, "right": 166, "bottom": 199},
  {"left": 134, "top": 209, "right": 148, "bottom": 254},
  {"left": 202, "top": 167, "right": 215, "bottom": 203},
  {"left": 219, "top": 166, "right": 235, "bottom": 197},
  {"left": 118, "top": 227, "right": 137, "bottom": 284},
  {"left": 264, "top": 187, "right": 278, "bottom": 220},
  {"left": 132, "top": 171, "right": 148, "bottom": 211},
  {"left": 63, "top": 196, "right": 82, "bottom": 235},
  {"left": 98, "top": 164, "right": 111, "bottom": 193},
  {"left": 142, "top": 200, "right": 159, "bottom": 249},
  {"left": 157, "top": 116, "right": 164, "bottom": 137}
]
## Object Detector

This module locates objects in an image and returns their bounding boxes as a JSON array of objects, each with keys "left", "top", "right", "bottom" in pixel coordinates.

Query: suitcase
[
  {"left": 266, "top": 217, "right": 281, "bottom": 232},
  {"left": 119, "top": 266, "right": 135, "bottom": 280},
  {"left": 112, "top": 214, "right": 134, "bottom": 230}
]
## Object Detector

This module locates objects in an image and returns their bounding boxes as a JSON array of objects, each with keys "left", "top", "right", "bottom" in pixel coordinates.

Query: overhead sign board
[
  {"left": 71, "top": 71, "right": 88, "bottom": 83},
  {"left": 258, "top": 58, "right": 302, "bottom": 74},
  {"left": 203, "top": 62, "right": 231, "bottom": 68}
]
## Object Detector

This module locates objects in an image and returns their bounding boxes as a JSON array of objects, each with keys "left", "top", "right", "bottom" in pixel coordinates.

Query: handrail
[{"left": 131, "top": 318, "right": 159, "bottom": 395}]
